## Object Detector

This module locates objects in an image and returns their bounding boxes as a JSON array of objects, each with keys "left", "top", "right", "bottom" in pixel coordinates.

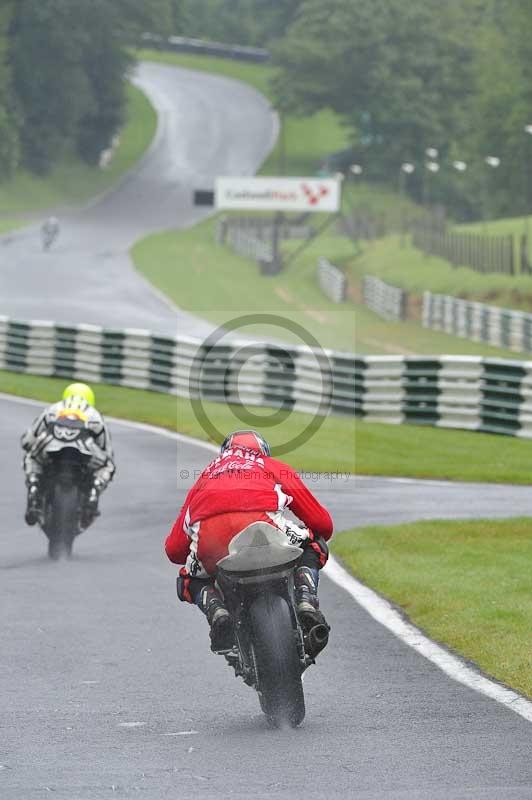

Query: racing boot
[
  {"left": 199, "top": 585, "right": 234, "bottom": 652},
  {"left": 295, "top": 566, "right": 330, "bottom": 657},
  {"left": 24, "top": 477, "right": 41, "bottom": 526}
]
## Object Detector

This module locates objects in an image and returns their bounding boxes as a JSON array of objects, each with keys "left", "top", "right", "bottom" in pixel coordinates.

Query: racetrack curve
[
  {"left": 2, "top": 395, "right": 531, "bottom": 800},
  {"left": 0, "top": 62, "right": 278, "bottom": 338}
]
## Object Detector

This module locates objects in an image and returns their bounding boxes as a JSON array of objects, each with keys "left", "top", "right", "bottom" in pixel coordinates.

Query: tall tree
[
  {"left": 179, "top": 0, "right": 302, "bottom": 45},
  {"left": 0, "top": 1, "right": 19, "bottom": 179},
  {"left": 76, "top": 1, "right": 131, "bottom": 165},
  {"left": 10, "top": 1, "right": 95, "bottom": 174},
  {"left": 274, "top": 0, "right": 475, "bottom": 182}
]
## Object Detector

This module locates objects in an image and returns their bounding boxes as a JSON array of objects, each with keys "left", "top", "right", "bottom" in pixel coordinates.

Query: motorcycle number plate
[{"left": 53, "top": 425, "right": 81, "bottom": 442}]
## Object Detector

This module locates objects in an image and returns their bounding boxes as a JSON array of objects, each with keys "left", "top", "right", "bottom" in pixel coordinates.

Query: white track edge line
[
  {"left": 2, "top": 391, "right": 531, "bottom": 723},
  {"left": 324, "top": 556, "right": 532, "bottom": 724}
]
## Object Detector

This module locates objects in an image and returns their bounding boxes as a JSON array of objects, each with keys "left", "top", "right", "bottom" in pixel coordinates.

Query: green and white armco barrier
[
  {"left": 0, "top": 315, "right": 355, "bottom": 417},
  {"left": 423, "top": 291, "right": 532, "bottom": 354},
  {"left": 356, "top": 355, "right": 532, "bottom": 437},
  {"left": 3, "top": 314, "right": 532, "bottom": 437}
]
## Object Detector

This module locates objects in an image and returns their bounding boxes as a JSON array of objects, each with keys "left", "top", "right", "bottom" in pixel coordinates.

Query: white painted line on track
[
  {"left": 0, "top": 392, "right": 43, "bottom": 408},
  {"left": 118, "top": 722, "right": 146, "bottom": 728},
  {"left": 2, "top": 391, "right": 532, "bottom": 724},
  {"left": 107, "top": 416, "right": 218, "bottom": 453},
  {"left": 325, "top": 556, "right": 532, "bottom": 724}
]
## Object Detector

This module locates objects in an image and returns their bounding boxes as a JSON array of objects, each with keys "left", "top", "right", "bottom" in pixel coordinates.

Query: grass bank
[
  {"left": 0, "top": 84, "right": 156, "bottom": 218},
  {"left": 346, "top": 233, "right": 532, "bottom": 316},
  {"left": 133, "top": 218, "right": 356, "bottom": 351},
  {"left": 333, "top": 518, "right": 532, "bottom": 698},
  {"left": 0, "top": 219, "right": 25, "bottom": 235},
  {"left": 458, "top": 214, "right": 532, "bottom": 238},
  {"left": 5, "top": 370, "right": 532, "bottom": 484},
  {"left": 357, "top": 419, "right": 532, "bottom": 483},
  {"left": 133, "top": 216, "right": 525, "bottom": 359}
]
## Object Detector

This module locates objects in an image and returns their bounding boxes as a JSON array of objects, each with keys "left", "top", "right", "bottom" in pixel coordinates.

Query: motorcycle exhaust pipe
[{"left": 308, "top": 623, "right": 330, "bottom": 656}]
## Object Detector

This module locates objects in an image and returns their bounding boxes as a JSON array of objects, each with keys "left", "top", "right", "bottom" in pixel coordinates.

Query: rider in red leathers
[{"left": 165, "top": 430, "right": 333, "bottom": 653}]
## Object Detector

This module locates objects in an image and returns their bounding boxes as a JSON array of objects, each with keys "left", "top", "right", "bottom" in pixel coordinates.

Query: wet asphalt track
[
  {"left": 1, "top": 397, "right": 532, "bottom": 800},
  {"left": 0, "top": 62, "right": 277, "bottom": 337},
  {"left": 1, "top": 61, "right": 531, "bottom": 798}
]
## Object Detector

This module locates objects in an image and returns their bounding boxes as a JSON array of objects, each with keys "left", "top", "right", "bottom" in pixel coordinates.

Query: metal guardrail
[
  {"left": 0, "top": 316, "right": 355, "bottom": 417},
  {"left": 216, "top": 217, "right": 313, "bottom": 276},
  {"left": 363, "top": 275, "right": 406, "bottom": 320},
  {"left": 356, "top": 355, "right": 532, "bottom": 438},
  {"left": 141, "top": 33, "right": 270, "bottom": 63},
  {"left": 423, "top": 291, "right": 532, "bottom": 354},
  {"left": 4, "top": 315, "right": 532, "bottom": 439},
  {"left": 216, "top": 217, "right": 278, "bottom": 273},
  {"left": 317, "top": 258, "right": 347, "bottom": 303}
]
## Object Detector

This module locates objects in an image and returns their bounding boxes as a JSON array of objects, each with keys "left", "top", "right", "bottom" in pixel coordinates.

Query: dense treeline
[
  {"left": 185, "top": 0, "right": 532, "bottom": 220},
  {"left": 273, "top": 0, "right": 532, "bottom": 219},
  {"left": 0, "top": 0, "right": 182, "bottom": 179},
  {"left": 178, "top": 1, "right": 300, "bottom": 47}
]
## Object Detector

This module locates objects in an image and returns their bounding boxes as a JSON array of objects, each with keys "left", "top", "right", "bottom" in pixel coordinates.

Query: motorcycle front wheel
[
  {"left": 249, "top": 593, "right": 305, "bottom": 728},
  {"left": 47, "top": 483, "right": 80, "bottom": 560}
]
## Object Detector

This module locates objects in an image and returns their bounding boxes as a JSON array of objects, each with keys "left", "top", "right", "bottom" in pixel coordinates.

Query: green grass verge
[
  {"left": 5, "top": 369, "right": 532, "bottom": 484},
  {"left": 133, "top": 217, "right": 356, "bottom": 351},
  {"left": 356, "top": 419, "right": 532, "bottom": 483},
  {"left": 0, "top": 219, "right": 24, "bottom": 234},
  {"left": 333, "top": 518, "right": 532, "bottom": 698},
  {"left": 261, "top": 110, "right": 349, "bottom": 177},
  {"left": 0, "top": 370, "right": 354, "bottom": 474},
  {"left": 457, "top": 214, "right": 532, "bottom": 238},
  {"left": 0, "top": 84, "right": 156, "bottom": 217}
]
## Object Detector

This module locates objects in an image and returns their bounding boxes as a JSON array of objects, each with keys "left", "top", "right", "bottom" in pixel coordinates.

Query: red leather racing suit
[{"left": 165, "top": 446, "right": 333, "bottom": 600}]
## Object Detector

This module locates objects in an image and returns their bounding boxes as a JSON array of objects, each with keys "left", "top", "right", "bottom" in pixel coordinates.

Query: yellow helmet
[{"left": 62, "top": 382, "right": 95, "bottom": 408}]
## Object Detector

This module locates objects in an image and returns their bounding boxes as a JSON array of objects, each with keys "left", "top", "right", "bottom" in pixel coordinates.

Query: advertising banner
[{"left": 215, "top": 176, "right": 341, "bottom": 213}]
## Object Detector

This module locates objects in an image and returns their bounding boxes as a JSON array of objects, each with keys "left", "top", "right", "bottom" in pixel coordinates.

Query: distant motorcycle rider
[
  {"left": 41, "top": 216, "right": 60, "bottom": 250},
  {"left": 21, "top": 383, "right": 115, "bottom": 527},
  {"left": 165, "top": 430, "right": 333, "bottom": 653}
]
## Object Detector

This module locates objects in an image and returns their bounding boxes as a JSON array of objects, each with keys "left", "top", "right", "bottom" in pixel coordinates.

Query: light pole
[
  {"left": 422, "top": 148, "right": 439, "bottom": 209},
  {"left": 341, "top": 166, "right": 362, "bottom": 249},
  {"left": 399, "top": 162, "right": 415, "bottom": 245},
  {"left": 346, "top": 164, "right": 362, "bottom": 221},
  {"left": 451, "top": 161, "right": 468, "bottom": 225},
  {"left": 424, "top": 159, "right": 440, "bottom": 210},
  {"left": 483, "top": 156, "right": 500, "bottom": 231}
]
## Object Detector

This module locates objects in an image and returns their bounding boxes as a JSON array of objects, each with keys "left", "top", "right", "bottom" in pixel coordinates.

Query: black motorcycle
[
  {"left": 216, "top": 522, "right": 329, "bottom": 728},
  {"left": 37, "top": 418, "right": 95, "bottom": 560}
]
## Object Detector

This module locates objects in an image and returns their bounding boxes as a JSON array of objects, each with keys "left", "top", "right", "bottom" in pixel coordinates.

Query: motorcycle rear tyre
[
  {"left": 249, "top": 594, "right": 305, "bottom": 728},
  {"left": 47, "top": 483, "right": 79, "bottom": 560}
]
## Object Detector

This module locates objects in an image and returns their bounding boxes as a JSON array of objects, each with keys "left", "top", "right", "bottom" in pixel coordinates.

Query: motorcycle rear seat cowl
[{"left": 217, "top": 522, "right": 303, "bottom": 575}]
